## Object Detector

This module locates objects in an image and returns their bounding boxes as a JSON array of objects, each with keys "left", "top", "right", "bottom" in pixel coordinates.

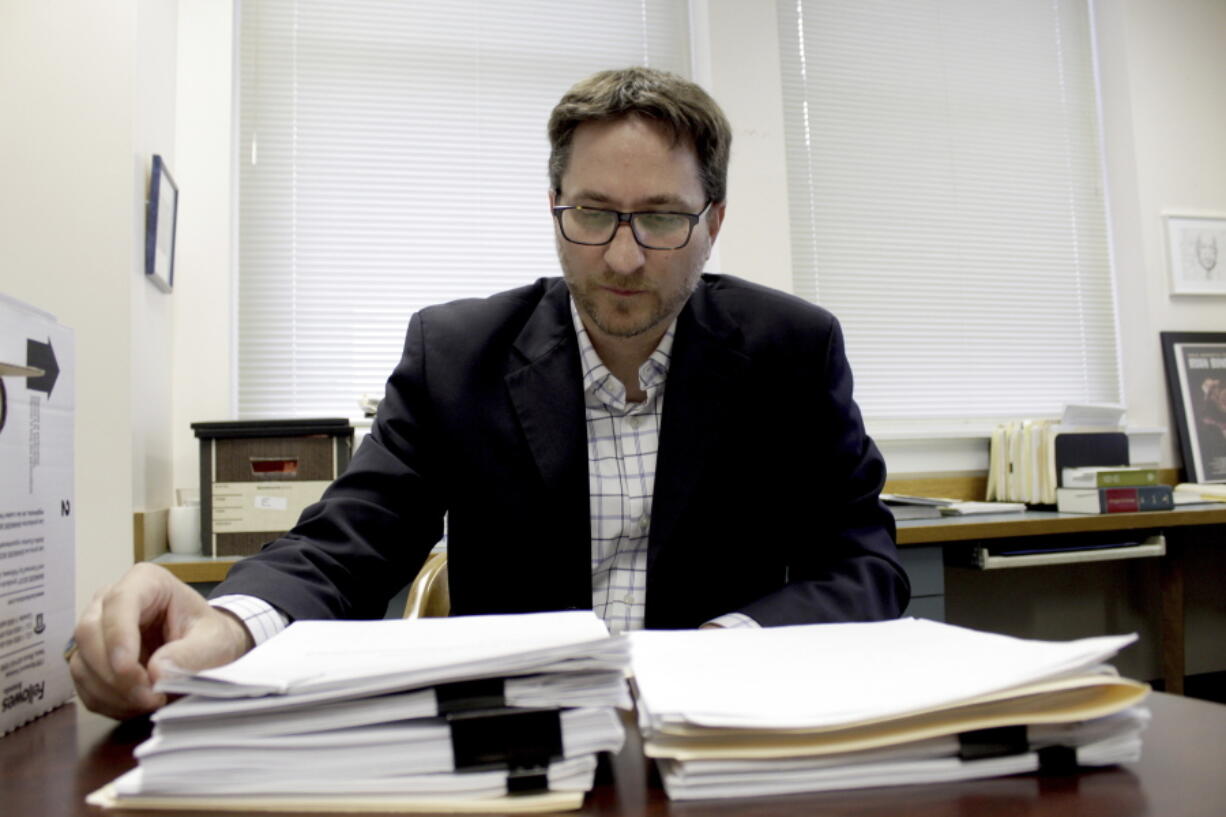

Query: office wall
[
  {"left": 170, "top": 0, "right": 236, "bottom": 504},
  {"left": 0, "top": 0, "right": 178, "bottom": 616},
  {"left": 1097, "top": 0, "right": 1226, "bottom": 468}
]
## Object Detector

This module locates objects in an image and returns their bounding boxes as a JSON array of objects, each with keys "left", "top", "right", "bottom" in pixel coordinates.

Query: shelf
[
  {"left": 149, "top": 553, "right": 241, "bottom": 583},
  {"left": 896, "top": 503, "right": 1226, "bottom": 545}
]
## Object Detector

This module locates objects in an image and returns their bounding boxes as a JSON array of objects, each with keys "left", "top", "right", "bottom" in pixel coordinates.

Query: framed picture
[
  {"left": 1161, "top": 332, "right": 1226, "bottom": 483},
  {"left": 1165, "top": 213, "right": 1226, "bottom": 296},
  {"left": 144, "top": 154, "right": 179, "bottom": 292}
]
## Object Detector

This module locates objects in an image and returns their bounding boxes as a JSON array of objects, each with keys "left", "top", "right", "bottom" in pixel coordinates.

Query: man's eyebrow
[
  {"left": 566, "top": 190, "right": 614, "bottom": 205},
  {"left": 565, "top": 190, "right": 691, "bottom": 209},
  {"left": 636, "top": 193, "right": 689, "bottom": 208}
]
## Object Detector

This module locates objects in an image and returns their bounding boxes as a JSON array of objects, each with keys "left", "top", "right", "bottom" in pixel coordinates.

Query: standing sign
[{"left": 0, "top": 294, "right": 74, "bottom": 735}]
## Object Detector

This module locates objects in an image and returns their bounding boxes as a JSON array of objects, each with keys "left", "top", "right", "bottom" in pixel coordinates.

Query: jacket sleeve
[{"left": 736, "top": 318, "right": 910, "bottom": 626}]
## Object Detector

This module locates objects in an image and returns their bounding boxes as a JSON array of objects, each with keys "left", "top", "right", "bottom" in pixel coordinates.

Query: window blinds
[
  {"left": 237, "top": 0, "right": 691, "bottom": 418},
  {"left": 777, "top": 0, "right": 1122, "bottom": 421}
]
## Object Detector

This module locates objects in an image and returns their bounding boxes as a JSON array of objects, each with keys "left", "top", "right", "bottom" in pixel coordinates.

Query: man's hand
[{"left": 69, "top": 563, "right": 254, "bottom": 720}]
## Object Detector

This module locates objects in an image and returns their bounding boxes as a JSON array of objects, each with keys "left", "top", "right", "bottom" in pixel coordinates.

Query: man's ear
[
  {"left": 705, "top": 200, "right": 727, "bottom": 244},
  {"left": 548, "top": 189, "right": 557, "bottom": 208}
]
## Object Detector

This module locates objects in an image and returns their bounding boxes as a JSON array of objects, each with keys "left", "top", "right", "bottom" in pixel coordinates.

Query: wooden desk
[
  {"left": 895, "top": 503, "right": 1226, "bottom": 546},
  {"left": 151, "top": 505, "right": 1226, "bottom": 580},
  {"left": 895, "top": 504, "right": 1226, "bottom": 695},
  {"left": 5, "top": 693, "right": 1225, "bottom": 817},
  {"left": 152, "top": 505, "right": 1226, "bottom": 694}
]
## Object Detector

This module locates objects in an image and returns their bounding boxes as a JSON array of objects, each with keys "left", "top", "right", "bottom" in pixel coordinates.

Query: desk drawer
[
  {"left": 899, "top": 545, "right": 944, "bottom": 596},
  {"left": 899, "top": 545, "right": 945, "bottom": 622}
]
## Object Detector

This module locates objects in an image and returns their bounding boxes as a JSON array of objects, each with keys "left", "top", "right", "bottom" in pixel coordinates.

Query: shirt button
[
  {"left": 623, "top": 593, "right": 636, "bottom": 605},
  {"left": 638, "top": 514, "right": 650, "bottom": 530},
  {"left": 628, "top": 414, "right": 643, "bottom": 429}
]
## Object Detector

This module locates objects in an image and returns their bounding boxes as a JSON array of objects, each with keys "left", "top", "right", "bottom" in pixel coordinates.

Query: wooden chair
[{"left": 403, "top": 551, "right": 450, "bottom": 618}]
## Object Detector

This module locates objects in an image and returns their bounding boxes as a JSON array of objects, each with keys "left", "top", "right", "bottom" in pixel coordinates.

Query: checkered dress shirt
[{"left": 569, "top": 299, "right": 756, "bottom": 634}]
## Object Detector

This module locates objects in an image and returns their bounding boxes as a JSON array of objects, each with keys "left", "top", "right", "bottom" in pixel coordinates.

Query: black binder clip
[
  {"left": 957, "top": 725, "right": 1029, "bottom": 761},
  {"left": 448, "top": 707, "right": 563, "bottom": 771},
  {"left": 435, "top": 677, "right": 507, "bottom": 715},
  {"left": 506, "top": 766, "right": 551, "bottom": 794},
  {"left": 448, "top": 707, "right": 562, "bottom": 795},
  {"left": 1037, "top": 744, "right": 1081, "bottom": 774}
]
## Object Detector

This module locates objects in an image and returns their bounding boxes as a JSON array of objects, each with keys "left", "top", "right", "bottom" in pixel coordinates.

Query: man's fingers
[
  {"left": 147, "top": 608, "right": 254, "bottom": 685},
  {"left": 98, "top": 564, "right": 183, "bottom": 680},
  {"left": 70, "top": 563, "right": 206, "bottom": 718},
  {"left": 69, "top": 650, "right": 164, "bottom": 720},
  {"left": 72, "top": 595, "right": 118, "bottom": 689}
]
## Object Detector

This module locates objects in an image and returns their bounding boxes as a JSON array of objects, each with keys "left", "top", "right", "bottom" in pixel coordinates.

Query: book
[
  {"left": 887, "top": 505, "right": 943, "bottom": 521},
  {"left": 985, "top": 419, "right": 1137, "bottom": 505},
  {"left": 1061, "top": 466, "right": 1160, "bottom": 488},
  {"left": 938, "top": 501, "right": 1026, "bottom": 516},
  {"left": 1173, "top": 483, "right": 1226, "bottom": 504},
  {"left": 882, "top": 493, "right": 946, "bottom": 517},
  {"left": 1056, "top": 485, "right": 1174, "bottom": 514},
  {"left": 629, "top": 619, "right": 1149, "bottom": 800},
  {"left": 881, "top": 494, "right": 1025, "bottom": 517}
]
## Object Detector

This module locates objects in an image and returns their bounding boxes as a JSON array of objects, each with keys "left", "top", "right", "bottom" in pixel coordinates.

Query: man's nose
[{"left": 604, "top": 222, "right": 646, "bottom": 274}]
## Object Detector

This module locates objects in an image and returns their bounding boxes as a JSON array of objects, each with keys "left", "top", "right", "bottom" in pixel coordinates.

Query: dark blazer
[{"left": 214, "top": 274, "right": 910, "bottom": 628}]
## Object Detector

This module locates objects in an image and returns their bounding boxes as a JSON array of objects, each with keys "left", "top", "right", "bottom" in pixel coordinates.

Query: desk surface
[
  {"left": 6, "top": 692, "right": 1225, "bottom": 817},
  {"left": 154, "top": 505, "right": 1226, "bottom": 583},
  {"left": 896, "top": 502, "right": 1226, "bottom": 545}
]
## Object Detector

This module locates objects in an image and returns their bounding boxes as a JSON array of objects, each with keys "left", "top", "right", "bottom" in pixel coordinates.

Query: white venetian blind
[
  {"left": 777, "top": 0, "right": 1121, "bottom": 420},
  {"left": 238, "top": 0, "right": 691, "bottom": 418}
]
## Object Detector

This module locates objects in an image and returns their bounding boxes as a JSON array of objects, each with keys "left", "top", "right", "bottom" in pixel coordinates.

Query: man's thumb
[{"left": 147, "top": 614, "right": 249, "bottom": 684}]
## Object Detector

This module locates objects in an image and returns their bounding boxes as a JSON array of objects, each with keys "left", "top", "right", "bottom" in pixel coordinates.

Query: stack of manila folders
[
  {"left": 87, "top": 611, "right": 630, "bottom": 813},
  {"left": 631, "top": 618, "right": 1149, "bottom": 800}
]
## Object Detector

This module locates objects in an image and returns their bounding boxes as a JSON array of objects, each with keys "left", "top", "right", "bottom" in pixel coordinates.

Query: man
[{"left": 69, "top": 67, "right": 909, "bottom": 720}]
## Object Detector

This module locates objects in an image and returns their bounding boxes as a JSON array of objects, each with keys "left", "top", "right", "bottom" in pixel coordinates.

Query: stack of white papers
[
  {"left": 89, "top": 611, "right": 631, "bottom": 813},
  {"left": 630, "top": 618, "right": 1149, "bottom": 801}
]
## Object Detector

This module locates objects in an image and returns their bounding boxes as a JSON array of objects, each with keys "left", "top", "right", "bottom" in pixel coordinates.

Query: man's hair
[{"left": 547, "top": 67, "right": 732, "bottom": 205}]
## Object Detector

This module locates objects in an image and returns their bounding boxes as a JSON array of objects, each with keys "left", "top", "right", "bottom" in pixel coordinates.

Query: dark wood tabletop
[{"left": 5, "top": 692, "right": 1225, "bottom": 817}]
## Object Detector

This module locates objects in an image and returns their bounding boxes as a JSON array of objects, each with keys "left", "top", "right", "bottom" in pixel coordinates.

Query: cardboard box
[
  {"left": 0, "top": 294, "right": 74, "bottom": 736},
  {"left": 192, "top": 420, "right": 353, "bottom": 557}
]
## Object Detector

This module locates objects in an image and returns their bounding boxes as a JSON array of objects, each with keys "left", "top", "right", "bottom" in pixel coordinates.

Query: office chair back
[{"left": 403, "top": 551, "right": 450, "bottom": 618}]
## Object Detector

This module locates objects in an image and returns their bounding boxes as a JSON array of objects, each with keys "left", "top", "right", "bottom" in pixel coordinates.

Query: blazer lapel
[
  {"left": 506, "top": 281, "right": 586, "bottom": 492},
  {"left": 648, "top": 283, "right": 750, "bottom": 574}
]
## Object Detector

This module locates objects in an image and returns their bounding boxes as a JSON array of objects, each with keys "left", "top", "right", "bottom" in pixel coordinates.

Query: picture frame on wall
[
  {"left": 1165, "top": 212, "right": 1226, "bottom": 296},
  {"left": 144, "top": 154, "right": 179, "bottom": 293},
  {"left": 1160, "top": 331, "right": 1226, "bottom": 484}
]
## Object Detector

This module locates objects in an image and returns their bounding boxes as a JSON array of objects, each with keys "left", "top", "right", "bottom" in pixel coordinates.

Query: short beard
[{"left": 569, "top": 269, "right": 700, "bottom": 340}]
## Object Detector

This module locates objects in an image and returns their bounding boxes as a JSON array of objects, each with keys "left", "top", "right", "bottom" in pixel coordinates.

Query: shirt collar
[{"left": 569, "top": 296, "right": 676, "bottom": 408}]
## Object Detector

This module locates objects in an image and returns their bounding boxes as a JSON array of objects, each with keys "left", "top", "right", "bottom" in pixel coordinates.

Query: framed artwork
[
  {"left": 1161, "top": 332, "right": 1226, "bottom": 483},
  {"left": 144, "top": 154, "right": 179, "bottom": 293},
  {"left": 1165, "top": 213, "right": 1226, "bottom": 296}
]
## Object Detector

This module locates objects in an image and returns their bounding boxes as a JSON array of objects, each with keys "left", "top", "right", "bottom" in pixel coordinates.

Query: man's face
[
  {"left": 552, "top": 116, "right": 724, "bottom": 344},
  {"left": 1197, "top": 234, "right": 1218, "bottom": 272}
]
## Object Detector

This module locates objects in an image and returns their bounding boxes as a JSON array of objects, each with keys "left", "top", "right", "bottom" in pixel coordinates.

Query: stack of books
[
  {"left": 630, "top": 619, "right": 1149, "bottom": 800},
  {"left": 88, "top": 611, "right": 631, "bottom": 813},
  {"left": 1056, "top": 466, "right": 1173, "bottom": 514}
]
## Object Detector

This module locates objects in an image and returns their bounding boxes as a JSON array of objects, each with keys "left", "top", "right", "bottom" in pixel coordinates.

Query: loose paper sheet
[{"left": 630, "top": 618, "right": 1137, "bottom": 730}]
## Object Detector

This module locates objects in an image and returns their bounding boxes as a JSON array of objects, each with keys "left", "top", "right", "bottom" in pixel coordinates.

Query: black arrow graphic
[{"left": 27, "top": 338, "right": 59, "bottom": 398}]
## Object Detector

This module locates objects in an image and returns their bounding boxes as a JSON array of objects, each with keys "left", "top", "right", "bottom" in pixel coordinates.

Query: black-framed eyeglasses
[{"left": 551, "top": 201, "right": 712, "bottom": 250}]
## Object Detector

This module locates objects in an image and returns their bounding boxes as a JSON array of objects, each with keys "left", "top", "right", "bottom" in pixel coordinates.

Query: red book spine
[{"left": 1103, "top": 488, "right": 1140, "bottom": 513}]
